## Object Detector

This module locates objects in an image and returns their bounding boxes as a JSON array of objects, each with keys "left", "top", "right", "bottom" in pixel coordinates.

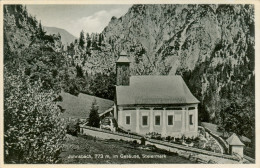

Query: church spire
[{"left": 116, "top": 51, "right": 130, "bottom": 86}]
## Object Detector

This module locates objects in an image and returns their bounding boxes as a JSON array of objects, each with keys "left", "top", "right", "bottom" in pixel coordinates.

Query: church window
[
  {"left": 126, "top": 116, "right": 130, "bottom": 125},
  {"left": 168, "top": 115, "right": 173, "bottom": 125},
  {"left": 142, "top": 116, "right": 148, "bottom": 126},
  {"left": 189, "top": 115, "right": 193, "bottom": 125},
  {"left": 155, "top": 115, "right": 160, "bottom": 125}
]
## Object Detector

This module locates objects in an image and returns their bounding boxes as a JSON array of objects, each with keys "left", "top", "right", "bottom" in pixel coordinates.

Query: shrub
[
  {"left": 66, "top": 121, "right": 80, "bottom": 136},
  {"left": 166, "top": 136, "right": 172, "bottom": 141},
  {"left": 146, "top": 132, "right": 162, "bottom": 140},
  {"left": 194, "top": 136, "right": 200, "bottom": 141},
  {"left": 186, "top": 138, "right": 192, "bottom": 143},
  {"left": 132, "top": 140, "right": 138, "bottom": 145},
  {"left": 4, "top": 70, "right": 66, "bottom": 163},
  {"left": 141, "top": 137, "right": 146, "bottom": 145}
]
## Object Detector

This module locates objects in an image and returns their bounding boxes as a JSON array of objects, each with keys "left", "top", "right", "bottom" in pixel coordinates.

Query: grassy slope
[
  {"left": 60, "top": 134, "right": 194, "bottom": 164},
  {"left": 58, "top": 91, "right": 114, "bottom": 119}
]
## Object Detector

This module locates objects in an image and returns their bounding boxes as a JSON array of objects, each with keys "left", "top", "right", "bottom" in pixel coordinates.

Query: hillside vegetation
[{"left": 4, "top": 5, "right": 67, "bottom": 163}]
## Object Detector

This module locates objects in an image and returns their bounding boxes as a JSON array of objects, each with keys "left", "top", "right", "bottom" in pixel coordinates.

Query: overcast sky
[{"left": 27, "top": 5, "right": 132, "bottom": 37}]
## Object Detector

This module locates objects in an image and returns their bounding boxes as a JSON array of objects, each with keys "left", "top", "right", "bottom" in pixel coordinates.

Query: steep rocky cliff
[{"left": 99, "top": 4, "right": 255, "bottom": 122}]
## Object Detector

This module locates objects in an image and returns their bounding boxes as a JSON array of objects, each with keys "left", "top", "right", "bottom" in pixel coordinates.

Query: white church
[{"left": 113, "top": 51, "right": 200, "bottom": 138}]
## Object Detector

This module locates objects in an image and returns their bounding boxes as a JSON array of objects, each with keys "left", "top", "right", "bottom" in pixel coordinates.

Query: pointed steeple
[{"left": 116, "top": 50, "right": 130, "bottom": 63}]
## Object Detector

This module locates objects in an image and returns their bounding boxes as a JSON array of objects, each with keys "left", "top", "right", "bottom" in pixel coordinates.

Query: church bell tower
[{"left": 116, "top": 51, "right": 130, "bottom": 86}]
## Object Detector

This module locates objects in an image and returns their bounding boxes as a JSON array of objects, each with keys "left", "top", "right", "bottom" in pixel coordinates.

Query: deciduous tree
[{"left": 4, "top": 69, "right": 66, "bottom": 163}]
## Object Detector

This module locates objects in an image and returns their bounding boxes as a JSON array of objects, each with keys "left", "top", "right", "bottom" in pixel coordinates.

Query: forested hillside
[
  {"left": 66, "top": 4, "right": 254, "bottom": 141},
  {"left": 4, "top": 5, "right": 67, "bottom": 163}
]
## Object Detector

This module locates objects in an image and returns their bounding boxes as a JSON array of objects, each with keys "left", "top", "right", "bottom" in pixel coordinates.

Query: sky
[{"left": 27, "top": 5, "right": 132, "bottom": 37}]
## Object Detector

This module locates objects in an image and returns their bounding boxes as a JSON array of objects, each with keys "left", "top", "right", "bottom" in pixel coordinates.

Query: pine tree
[
  {"left": 38, "top": 21, "right": 46, "bottom": 38},
  {"left": 86, "top": 33, "right": 91, "bottom": 48},
  {"left": 23, "top": 5, "right": 28, "bottom": 18},
  {"left": 98, "top": 34, "right": 102, "bottom": 46},
  {"left": 88, "top": 99, "right": 100, "bottom": 128},
  {"left": 91, "top": 34, "right": 97, "bottom": 49},
  {"left": 76, "top": 64, "right": 84, "bottom": 78},
  {"left": 79, "top": 30, "right": 85, "bottom": 49}
]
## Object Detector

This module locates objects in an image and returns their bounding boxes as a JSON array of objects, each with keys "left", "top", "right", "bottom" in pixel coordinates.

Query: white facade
[{"left": 117, "top": 105, "right": 198, "bottom": 138}]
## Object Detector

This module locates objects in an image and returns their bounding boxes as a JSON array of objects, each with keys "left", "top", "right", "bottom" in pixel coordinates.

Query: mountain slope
[
  {"left": 101, "top": 4, "right": 255, "bottom": 121},
  {"left": 44, "top": 26, "right": 77, "bottom": 45},
  {"left": 70, "top": 4, "right": 254, "bottom": 124}
]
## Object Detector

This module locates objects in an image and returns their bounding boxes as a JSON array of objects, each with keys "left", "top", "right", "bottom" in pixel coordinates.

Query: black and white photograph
[{"left": 1, "top": 0, "right": 258, "bottom": 165}]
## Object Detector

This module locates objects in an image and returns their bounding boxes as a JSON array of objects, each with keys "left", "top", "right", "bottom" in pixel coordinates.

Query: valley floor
[{"left": 59, "top": 134, "right": 195, "bottom": 164}]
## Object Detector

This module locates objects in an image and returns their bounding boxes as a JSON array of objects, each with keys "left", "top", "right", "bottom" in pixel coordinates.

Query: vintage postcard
[{"left": 0, "top": 0, "right": 259, "bottom": 167}]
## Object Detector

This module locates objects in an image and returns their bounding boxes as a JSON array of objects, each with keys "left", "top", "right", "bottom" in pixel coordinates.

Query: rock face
[{"left": 100, "top": 4, "right": 254, "bottom": 121}]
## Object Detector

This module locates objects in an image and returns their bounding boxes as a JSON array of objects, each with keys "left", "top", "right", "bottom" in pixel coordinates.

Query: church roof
[
  {"left": 116, "top": 75, "right": 199, "bottom": 105},
  {"left": 226, "top": 133, "right": 245, "bottom": 146},
  {"left": 116, "top": 56, "right": 130, "bottom": 63},
  {"left": 116, "top": 50, "right": 130, "bottom": 63},
  {"left": 120, "top": 50, "right": 127, "bottom": 56}
]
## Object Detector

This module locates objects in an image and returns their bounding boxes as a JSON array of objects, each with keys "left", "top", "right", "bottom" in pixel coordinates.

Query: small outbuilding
[{"left": 226, "top": 133, "right": 244, "bottom": 158}]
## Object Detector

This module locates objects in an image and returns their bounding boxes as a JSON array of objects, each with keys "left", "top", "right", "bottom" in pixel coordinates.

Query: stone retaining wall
[
  {"left": 147, "top": 138, "right": 237, "bottom": 161},
  {"left": 80, "top": 125, "right": 141, "bottom": 143}
]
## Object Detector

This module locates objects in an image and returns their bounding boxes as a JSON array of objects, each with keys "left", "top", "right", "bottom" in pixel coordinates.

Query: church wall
[
  {"left": 117, "top": 106, "right": 198, "bottom": 138},
  {"left": 138, "top": 109, "right": 150, "bottom": 135},
  {"left": 118, "top": 109, "right": 136, "bottom": 132},
  {"left": 166, "top": 110, "right": 183, "bottom": 136},
  {"left": 188, "top": 109, "right": 196, "bottom": 132},
  {"left": 153, "top": 109, "right": 163, "bottom": 134}
]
